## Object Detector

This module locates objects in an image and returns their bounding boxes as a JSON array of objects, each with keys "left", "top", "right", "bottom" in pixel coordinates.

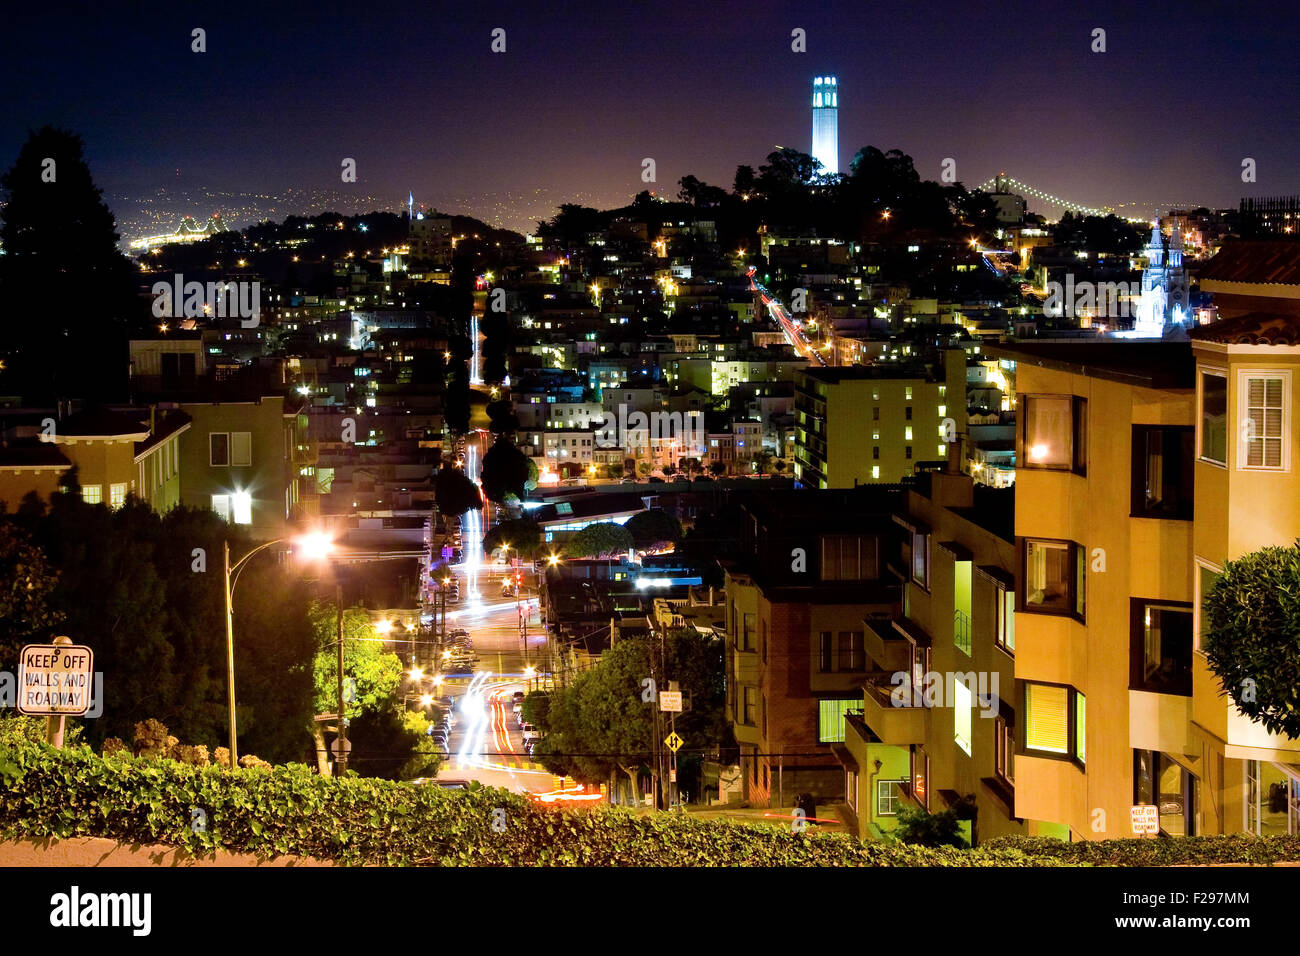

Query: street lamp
[{"left": 224, "top": 530, "right": 333, "bottom": 768}]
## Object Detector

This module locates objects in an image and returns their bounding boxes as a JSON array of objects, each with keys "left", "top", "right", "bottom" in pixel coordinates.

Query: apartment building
[
  {"left": 722, "top": 491, "right": 901, "bottom": 807},
  {"left": 838, "top": 459, "right": 1024, "bottom": 844},
  {"left": 992, "top": 333, "right": 1300, "bottom": 841},
  {"left": 794, "top": 349, "right": 967, "bottom": 488},
  {"left": 179, "top": 395, "right": 310, "bottom": 538}
]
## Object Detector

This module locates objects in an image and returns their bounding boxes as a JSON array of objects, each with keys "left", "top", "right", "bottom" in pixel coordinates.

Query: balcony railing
[{"left": 953, "top": 608, "right": 971, "bottom": 656}]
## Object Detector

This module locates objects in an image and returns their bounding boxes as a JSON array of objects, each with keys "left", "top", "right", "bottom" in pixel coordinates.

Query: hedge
[{"left": 2, "top": 728, "right": 1298, "bottom": 866}]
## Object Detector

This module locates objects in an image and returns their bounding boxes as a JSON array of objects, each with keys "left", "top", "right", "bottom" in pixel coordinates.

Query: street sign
[
  {"left": 664, "top": 731, "right": 683, "bottom": 753},
  {"left": 659, "top": 690, "right": 683, "bottom": 712},
  {"left": 17, "top": 642, "right": 94, "bottom": 716},
  {"left": 1130, "top": 804, "right": 1158, "bottom": 836},
  {"left": 330, "top": 738, "right": 353, "bottom": 757}
]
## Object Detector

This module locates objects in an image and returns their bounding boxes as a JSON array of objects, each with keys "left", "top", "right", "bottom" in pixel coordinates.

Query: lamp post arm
[{"left": 228, "top": 537, "right": 288, "bottom": 596}]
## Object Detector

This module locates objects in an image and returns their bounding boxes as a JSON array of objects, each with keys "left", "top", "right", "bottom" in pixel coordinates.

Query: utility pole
[
  {"left": 222, "top": 540, "right": 239, "bottom": 768},
  {"left": 650, "top": 638, "right": 662, "bottom": 810},
  {"left": 335, "top": 583, "right": 348, "bottom": 777}
]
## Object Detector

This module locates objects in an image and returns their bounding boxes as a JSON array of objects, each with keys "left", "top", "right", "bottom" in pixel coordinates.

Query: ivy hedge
[{"left": 2, "top": 725, "right": 1298, "bottom": 866}]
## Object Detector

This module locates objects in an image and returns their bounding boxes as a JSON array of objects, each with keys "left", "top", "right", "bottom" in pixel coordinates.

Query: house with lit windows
[
  {"left": 721, "top": 491, "right": 901, "bottom": 807},
  {"left": 178, "top": 395, "right": 309, "bottom": 539},
  {"left": 991, "top": 331, "right": 1300, "bottom": 841},
  {"left": 836, "top": 453, "right": 1025, "bottom": 844}
]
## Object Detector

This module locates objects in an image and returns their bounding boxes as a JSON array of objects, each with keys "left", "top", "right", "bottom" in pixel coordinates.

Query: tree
[
  {"left": 483, "top": 517, "right": 542, "bottom": 559},
  {"left": 486, "top": 399, "right": 520, "bottom": 435},
  {"left": 310, "top": 603, "right": 404, "bottom": 775},
  {"left": 709, "top": 461, "right": 728, "bottom": 477},
  {"left": 435, "top": 465, "right": 482, "bottom": 518},
  {"left": 636, "top": 461, "right": 653, "bottom": 478},
  {"left": 480, "top": 437, "right": 532, "bottom": 503},
  {"left": 1203, "top": 541, "right": 1300, "bottom": 739},
  {"left": 564, "top": 522, "right": 633, "bottom": 558},
  {"left": 0, "top": 127, "right": 139, "bottom": 402},
  {"left": 624, "top": 508, "right": 682, "bottom": 551},
  {"left": 0, "top": 522, "right": 63, "bottom": 666},
  {"left": 444, "top": 361, "right": 471, "bottom": 434},
  {"left": 530, "top": 630, "right": 729, "bottom": 805}
]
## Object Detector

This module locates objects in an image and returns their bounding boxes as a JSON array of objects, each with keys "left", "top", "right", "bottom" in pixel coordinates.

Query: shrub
[{"left": 3, "top": 722, "right": 1299, "bottom": 867}]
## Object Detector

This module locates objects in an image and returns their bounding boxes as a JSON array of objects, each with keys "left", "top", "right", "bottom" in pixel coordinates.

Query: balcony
[
  {"left": 863, "top": 617, "right": 911, "bottom": 673},
  {"left": 860, "top": 673, "right": 928, "bottom": 745}
]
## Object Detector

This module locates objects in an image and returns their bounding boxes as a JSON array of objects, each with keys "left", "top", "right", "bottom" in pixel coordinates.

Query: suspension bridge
[{"left": 976, "top": 174, "right": 1114, "bottom": 217}]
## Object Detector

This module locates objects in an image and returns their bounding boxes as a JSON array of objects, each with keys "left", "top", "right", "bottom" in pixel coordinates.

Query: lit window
[
  {"left": 1022, "top": 395, "right": 1086, "bottom": 472},
  {"left": 211, "top": 494, "right": 230, "bottom": 522},
  {"left": 904, "top": 386, "right": 913, "bottom": 400},
  {"left": 954, "top": 678, "right": 973, "bottom": 755},
  {"left": 818, "top": 699, "right": 858, "bottom": 743},
  {"left": 109, "top": 483, "right": 127, "bottom": 509},
  {"left": 82, "top": 485, "right": 102, "bottom": 505},
  {"left": 232, "top": 492, "right": 252, "bottom": 525},
  {"left": 905, "top": 426, "right": 913, "bottom": 440},
  {"left": 871, "top": 465, "right": 880, "bottom": 479},
  {"left": 1024, "top": 683, "right": 1069, "bottom": 754}
]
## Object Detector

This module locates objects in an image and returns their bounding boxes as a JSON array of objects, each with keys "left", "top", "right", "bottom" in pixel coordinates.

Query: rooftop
[
  {"left": 1187, "top": 312, "right": 1300, "bottom": 346},
  {"left": 1197, "top": 240, "right": 1300, "bottom": 285},
  {"left": 986, "top": 342, "right": 1195, "bottom": 390}
]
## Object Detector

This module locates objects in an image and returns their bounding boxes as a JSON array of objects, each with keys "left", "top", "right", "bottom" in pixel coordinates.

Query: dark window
[
  {"left": 873, "top": 446, "right": 880, "bottom": 460},
  {"left": 905, "top": 406, "right": 913, "bottom": 421},
  {"left": 872, "top": 406, "right": 880, "bottom": 421},
  {"left": 761, "top": 619, "right": 767, "bottom": 663},
  {"left": 741, "top": 613, "right": 755, "bottom": 651},
  {"left": 837, "top": 631, "right": 865, "bottom": 671},
  {"left": 995, "top": 714, "right": 1015, "bottom": 784},
  {"left": 1132, "top": 426, "right": 1194, "bottom": 519},
  {"left": 819, "top": 631, "right": 833, "bottom": 672},
  {"left": 820, "top": 535, "right": 878, "bottom": 581},
  {"left": 995, "top": 584, "right": 1015, "bottom": 655},
  {"left": 905, "top": 446, "right": 913, "bottom": 460},
  {"left": 1022, "top": 538, "right": 1085, "bottom": 620},
  {"left": 1130, "top": 600, "right": 1193, "bottom": 695},
  {"left": 902, "top": 531, "right": 929, "bottom": 589},
  {"left": 1200, "top": 373, "right": 1227, "bottom": 464},
  {"left": 1134, "top": 750, "right": 1198, "bottom": 836},
  {"left": 209, "top": 432, "right": 230, "bottom": 466}
]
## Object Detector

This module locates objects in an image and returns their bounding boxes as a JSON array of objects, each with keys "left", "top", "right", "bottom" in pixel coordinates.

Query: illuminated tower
[{"left": 811, "top": 76, "right": 839, "bottom": 176}]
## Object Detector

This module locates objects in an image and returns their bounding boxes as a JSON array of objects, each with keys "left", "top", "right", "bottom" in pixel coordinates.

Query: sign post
[{"left": 18, "top": 636, "right": 94, "bottom": 750}]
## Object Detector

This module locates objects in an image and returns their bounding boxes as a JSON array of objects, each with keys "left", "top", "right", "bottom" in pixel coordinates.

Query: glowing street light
[{"left": 223, "top": 529, "right": 334, "bottom": 767}]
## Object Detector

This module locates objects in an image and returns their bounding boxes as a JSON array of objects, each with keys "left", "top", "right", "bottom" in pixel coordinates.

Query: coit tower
[{"left": 811, "top": 76, "right": 839, "bottom": 176}]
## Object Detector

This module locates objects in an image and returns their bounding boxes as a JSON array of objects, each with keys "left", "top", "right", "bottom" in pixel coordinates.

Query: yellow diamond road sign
[{"left": 664, "top": 732, "right": 683, "bottom": 753}]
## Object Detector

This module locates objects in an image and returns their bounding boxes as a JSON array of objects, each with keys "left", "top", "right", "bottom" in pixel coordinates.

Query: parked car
[{"left": 521, "top": 723, "right": 541, "bottom": 745}]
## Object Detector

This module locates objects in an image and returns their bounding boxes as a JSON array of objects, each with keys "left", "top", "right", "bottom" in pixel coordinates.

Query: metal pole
[
  {"left": 223, "top": 540, "right": 239, "bottom": 768},
  {"left": 45, "top": 636, "right": 73, "bottom": 749},
  {"left": 336, "top": 582, "right": 348, "bottom": 776}
]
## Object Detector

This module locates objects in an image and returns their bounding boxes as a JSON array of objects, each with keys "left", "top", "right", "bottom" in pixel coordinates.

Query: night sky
[{"left": 4, "top": 0, "right": 1299, "bottom": 228}]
